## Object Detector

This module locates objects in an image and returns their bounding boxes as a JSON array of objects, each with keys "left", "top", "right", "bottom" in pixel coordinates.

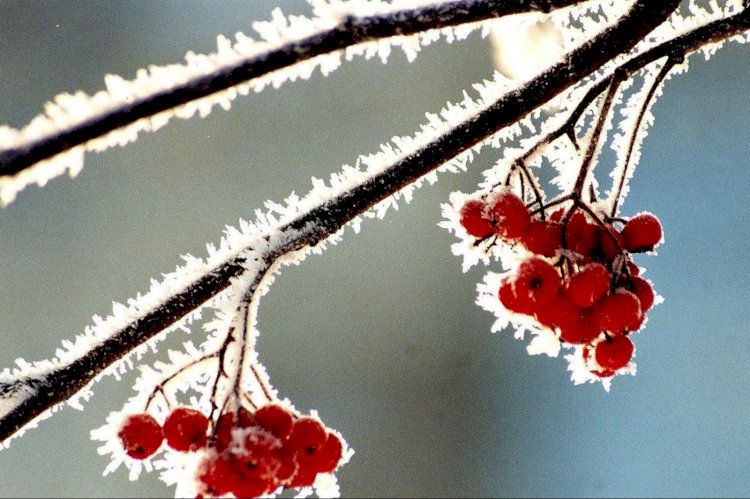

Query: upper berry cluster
[
  {"left": 459, "top": 191, "right": 662, "bottom": 382},
  {"left": 117, "top": 403, "right": 345, "bottom": 498}
]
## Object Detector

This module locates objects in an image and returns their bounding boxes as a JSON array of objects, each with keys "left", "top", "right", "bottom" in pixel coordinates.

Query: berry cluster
[
  {"left": 199, "top": 404, "right": 344, "bottom": 497},
  {"left": 460, "top": 191, "right": 662, "bottom": 379},
  {"left": 117, "top": 403, "right": 345, "bottom": 497}
]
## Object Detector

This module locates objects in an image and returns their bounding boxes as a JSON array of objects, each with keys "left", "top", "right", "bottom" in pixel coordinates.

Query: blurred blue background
[{"left": 0, "top": 1, "right": 747, "bottom": 497}]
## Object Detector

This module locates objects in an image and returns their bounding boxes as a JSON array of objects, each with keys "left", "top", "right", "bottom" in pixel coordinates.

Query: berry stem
[
  {"left": 609, "top": 57, "right": 677, "bottom": 216},
  {"left": 572, "top": 73, "right": 624, "bottom": 200}
]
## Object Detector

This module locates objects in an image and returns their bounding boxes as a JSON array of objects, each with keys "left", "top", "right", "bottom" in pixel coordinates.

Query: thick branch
[
  {"left": 0, "top": 0, "right": 585, "bottom": 178},
  {"left": 3, "top": 0, "right": 748, "bottom": 444}
]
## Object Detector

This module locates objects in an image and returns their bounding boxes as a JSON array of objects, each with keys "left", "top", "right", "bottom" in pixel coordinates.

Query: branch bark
[{"left": 2, "top": 0, "right": 748, "bottom": 445}]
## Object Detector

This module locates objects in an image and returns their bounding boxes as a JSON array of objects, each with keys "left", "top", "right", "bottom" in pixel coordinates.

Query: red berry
[
  {"left": 459, "top": 199, "right": 494, "bottom": 238},
  {"left": 619, "top": 275, "right": 655, "bottom": 312},
  {"left": 559, "top": 309, "right": 602, "bottom": 345},
  {"left": 622, "top": 213, "right": 662, "bottom": 252},
  {"left": 592, "top": 289, "right": 642, "bottom": 333},
  {"left": 287, "top": 417, "right": 327, "bottom": 456},
  {"left": 594, "top": 336, "right": 634, "bottom": 372},
  {"left": 565, "top": 263, "right": 611, "bottom": 308},
  {"left": 214, "top": 407, "right": 256, "bottom": 452},
  {"left": 488, "top": 192, "right": 530, "bottom": 240},
  {"left": 198, "top": 453, "right": 237, "bottom": 497},
  {"left": 286, "top": 417, "right": 329, "bottom": 487},
  {"left": 164, "top": 407, "right": 209, "bottom": 452},
  {"left": 316, "top": 433, "right": 344, "bottom": 473},
  {"left": 535, "top": 292, "right": 581, "bottom": 333},
  {"left": 513, "top": 257, "right": 562, "bottom": 310},
  {"left": 563, "top": 210, "right": 589, "bottom": 249},
  {"left": 241, "top": 430, "right": 287, "bottom": 482},
  {"left": 118, "top": 413, "right": 163, "bottom": 459},
  {"left": 520, "top": 220, "right": 563, "bottom": 257},
  {"left": 255, "top": 404, "right": 295, "bottom": 440},
  {"left": 564, "top": 212, "right": 620, "bottom": 263},
  {"left": 498, "top": 278, "right": 534, "bottom": 315}
]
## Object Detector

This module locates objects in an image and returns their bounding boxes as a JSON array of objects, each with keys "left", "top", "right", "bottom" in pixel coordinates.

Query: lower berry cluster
[
  {"left": 459, "top": 191, "right": 662, "bottom": 380},
  {"left": 117, "top": 403, "right": 345, "bottom": 497}
]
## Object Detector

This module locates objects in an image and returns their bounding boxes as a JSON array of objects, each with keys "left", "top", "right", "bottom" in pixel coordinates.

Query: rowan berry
[
  {"left": 559, "top": 309, "right": 602, "bottom": 345},
  {"left": 535, "top": 292, "right": 581, "bottom": 333},
  {"left": 513, "top": 257, "right": 561, "bottom": 310},
  {"left": 255, "top": 404, "right": 295, "bottom": 440},
  {"left": 565, "top": 263, "right": 611, "bottom": 308},
  {"left": 520, "top": 219, "right": 563, "bottom": 257},
  {"left": 286, "top": 417, "right": 329, "bottom": 487},
  {"left": 488, "top": 192, "right": 530, "bottom": 240},
  {"left": 198, "top": 453, "right": 236, "bottom": 497},
  {"left": 622, "top": 213, "right": 662, "bottom": 252},
  {"left": 621, "top": 275, "right": 655, "bottom": 312},
  {"left": 316, "top": 433, "right": 344, "bottom": 474},
  {"left": 459, "top": 199, "right": 494, "bottom": 238},
  {"left": 214, "top": 407, "right": 256, "bottom": 452},
  {"left": 498, "top": 277, "right": 534, "bottom": 315},
  {"left": 118, "top": 413, "right": 163, "bottom": 459},
  {"left": 592, "top": 289, "right": 642, "bottom": 333},
  {"left": 163, "top": 407, "right": 209, "bottom": 452},
  {"left": 594, "top": 335, "right": 634, "bottom": 372}
]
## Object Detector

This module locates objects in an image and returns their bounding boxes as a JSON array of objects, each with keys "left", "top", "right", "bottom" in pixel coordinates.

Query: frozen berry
[
  {"left": 594, "top": 336, "right": 634, "bottom": 372},
  {"left": 559, "top": 309, "right": 602, "bottom": 345},
  {"left": 512, "top": 257, "right": 562, "bottom": 310},
  {"left": 592, "top": 289, "right": 642, "bottom": 333},
  {"left": 164, "top": 407, "right": 209, "bottom": 452},
  {"left": 520, "top": 219, "right": 563, "bottom": 257},
  {"left": 565, "top": 263, "right": 611, "bottom": 308},
  {"left": 286, "top": 417, "right": 329, "bottom": 487},
  {"left": 622, "top": 213, "right": 662, "bottom": 252},
  {"left": 316, "top": 433, "right": 344, "bottom": 473},
  {"left": 118, "top": 413, "right": 163, "bottom": 459},
  {"left": 488, "top": 192, "right": 530, "bottom": 240},
  {"left": 255, "top": 404, "right": 295, "bottom": 440},
  {"left": 214, "top": 407, "right": 256, "bottom": 452},
  {"left": 535, "top": 292, "right": 581, "bottom": 333},
  {"left": 287, "top": 417, "right": 327, "bottom": 456},
  {"left": 459, "top": 199, "right": 494, "bottom": 238},
  {"left": 620, "top": 275, "right": 655, "bottom": 312},
  {"left": 499, "top": 277, "right": 534, "bottom": 315}
]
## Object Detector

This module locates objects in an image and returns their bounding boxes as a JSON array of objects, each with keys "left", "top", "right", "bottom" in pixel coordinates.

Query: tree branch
[
  {"left": 0, "top": 0, "right": 585, "bottom": 179},
  {"left": 3, "top": 0, "right": 748, "bottom": 445}
]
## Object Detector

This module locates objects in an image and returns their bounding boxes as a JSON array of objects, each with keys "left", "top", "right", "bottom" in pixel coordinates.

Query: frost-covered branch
[
  {"left": 0, "top": 0, "right": 706, "bottom": 445},
  {"left": 0, "top": 0, "right": 586, "bottom": 205}
]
